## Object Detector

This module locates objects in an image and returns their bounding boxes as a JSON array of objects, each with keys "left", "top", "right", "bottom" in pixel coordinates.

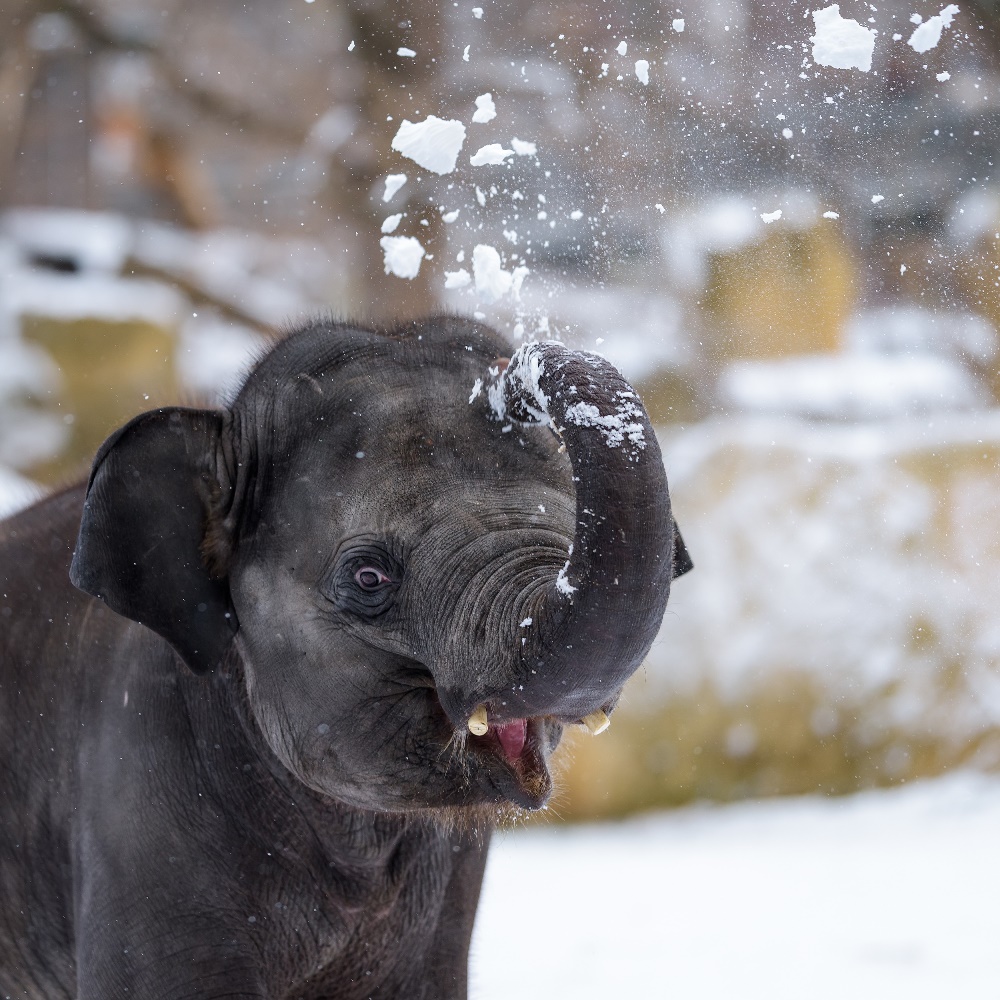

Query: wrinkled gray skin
[{"left": 0, "top": 317, "right": 689, "bottom": 999}]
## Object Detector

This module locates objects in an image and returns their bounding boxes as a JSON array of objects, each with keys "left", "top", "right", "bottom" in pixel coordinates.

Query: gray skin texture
[{"left": 0, "top": 316, "right": 689, "bottom": 999}]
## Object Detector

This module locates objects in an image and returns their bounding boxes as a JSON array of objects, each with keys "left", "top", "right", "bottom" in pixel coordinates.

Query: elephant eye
[{"left": 354, "top": 566, "right": 392, "bottom": 590}]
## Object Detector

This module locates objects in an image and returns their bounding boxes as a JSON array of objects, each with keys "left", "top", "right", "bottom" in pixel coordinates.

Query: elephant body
[{"left": 0, "top": 316, "right": 688, "bottom": 998}]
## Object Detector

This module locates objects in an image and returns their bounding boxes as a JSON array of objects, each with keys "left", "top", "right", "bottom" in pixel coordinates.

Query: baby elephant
[{"left": 0, "top": 316, "right": 690, "bottom": 999}]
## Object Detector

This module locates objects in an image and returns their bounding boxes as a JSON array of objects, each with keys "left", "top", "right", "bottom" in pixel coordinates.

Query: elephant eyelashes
[
  {"left": 355, "top": 567, "right": 392, "bottom": 591},
  {"left": 320, "top": 547, "right": 402, "bottom": 618}
]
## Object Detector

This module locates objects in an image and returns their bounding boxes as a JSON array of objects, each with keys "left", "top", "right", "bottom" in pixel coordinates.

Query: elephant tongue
[{"left": 494, "top": 719, "right": 527, "bottom": 762}]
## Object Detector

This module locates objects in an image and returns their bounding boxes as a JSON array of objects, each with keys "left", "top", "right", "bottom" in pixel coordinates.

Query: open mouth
[{"left": 465, "top": 716, "right": 554, "bottom": 810}]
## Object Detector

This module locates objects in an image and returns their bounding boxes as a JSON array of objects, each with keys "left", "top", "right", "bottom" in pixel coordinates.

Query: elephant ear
[
  {"left": 70, "top": 407, "right": 238, "bottom": 675},
  {"left": 672, "top": 521, "right": 694, "bottom": 579}
]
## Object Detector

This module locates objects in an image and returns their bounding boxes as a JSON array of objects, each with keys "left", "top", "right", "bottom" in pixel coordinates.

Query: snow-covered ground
[{"left": 472, "top": 774, "right": 1000, "bottom": 999}]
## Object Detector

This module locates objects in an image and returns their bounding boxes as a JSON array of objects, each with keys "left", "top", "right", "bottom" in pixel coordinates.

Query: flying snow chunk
[
  {"left": 872, "top": 194, "right": 884, "bottom": 204},
  {"left": 782, "top": 128, "right": 794, "bottom": 139},
  {"left": 391, "top": 116, "right": 466, "bottom": 175},
  {"left": 463, "top": 45, "right": 470, "bottom": 61},
  {"left": 382, "top": 173, "right": 407, "bottom": 202},
  {"left": 473, "top": 245, "right": 511, "bottom": 302},
  {"left": 823, "top": 211, "right": 840, "bottom": 219},
  {"left": 635, "top": 59, "right": 650, "bottom": 85},
  {"left": 381, "top": 213, "right": 403, "bottom": 233},
  {"left": 397, "top": 47, "right": 416, "bottom": 58},
  {"left": 672, "top": 18, "right": 685, "bottom": 32},
  {"left": 810, "top": 5, "right": 876, "bottom": 72},
  {"left": 761, "top": 210, "right": 783, "bottom": 224},
  {"left": 511, "top": 138, "right": 537, "bottom": 156},
  {"left": 380, "top": 236, "right": 425, "bottom": 279},
  {"left": 616, "top": 40, "right": 628, "bottom": 55},
  {"left": 470, "top": 143, "right": 513, "bottom": 166},
  {"left": 472, "top": 6, "right": 483, "bottom": 17},
  {"left": 570, "top": 209, "right": 583, "bottom": 220},
  {"left": 937, "top": 70, "right": 951, "bottom": 81},
  {"left": 444, "top": 268, "right": 471, "bottom": 289},
  {"left": 472, "top": 93, "right": 497, "bottom": 124},
  {"left": 909, "top": 5, "right": 960, "bottom": 53},
  {"left": 442, "top": 208, "right": 460, "bottom": 223}
]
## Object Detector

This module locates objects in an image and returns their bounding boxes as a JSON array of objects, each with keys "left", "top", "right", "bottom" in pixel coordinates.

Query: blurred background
[
  {"left": 2, "top": 1, "right": 1000, "bottom": 988},
  {"left": 3, "top": 0, "right": 1000, "bottom": 808}
]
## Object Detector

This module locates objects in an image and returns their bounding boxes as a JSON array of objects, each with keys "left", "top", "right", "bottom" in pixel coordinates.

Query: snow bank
[
  {"left": 720, "top": 353, "right": 986, "bottom": 420},
  {"left": 473, "top": 774, "right": 1000, "bottom": 1000},
  {"left": 391, "top": 116, "right": 466, "bottom": 175},
  {"left": 810, "top": 5, "right": 876, "bottom": 72}
]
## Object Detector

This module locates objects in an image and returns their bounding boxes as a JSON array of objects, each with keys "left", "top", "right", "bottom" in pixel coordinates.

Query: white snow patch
[
  {"left": 463, "top": 44, "right": 470, "bottom": 61},
  {"left": 444, "top": 268, "right": 472, "bottom": 289},
  {"left": 391, "top": 117, "right": 466, "bottom": 175},
  {"left": 908, "top": 4, "right": 960, "bottom": 53},
  {"left": 470, "top": 143, "right": 514, "bottom": 166},
  {"left": 782, "top": 127, "right": 794, "bottom": 138},
  {"left": 472, "top": 93, "right": 496, "bottom": 123},
  {"left": 396, "top": 47, "right": 416, "bottom": 58},
  {"left": 810, "top": 4, "right": 876, "bottom": 72},
  {"left": 473, "top": 776, "right": 1000, "bottom": 1000},
  {"left": 564, "top": 396, "right": 647, "bottom": 452},
  {"left": 555, "top": 559, "right": 576, "bottom": 596},
  {"left": 380, "top": 213, "right": 403, "bottom": 234},
  {"left": 379, "top": 235, "right": 425, "bottom": 279},
  {"left": 761, "top": 209, "right": 782, "bottom": 224},
  {"left": 472, "top": 6, "right": 483, "bottom": 17},
  {"left": 511, "top": 138, "right": 537, "bottom": 156},
  {"left": 468, "top": 377, "right": 483, "bottom": 403},
  {"left": 382, "top": 173, "right": 407, "bottom": 202},
  {"left": 672, "top": 17, "right": 685, "bottom": 31},
  {"left": 823, "top": 210, "right": 840, "bottom": 219},
  {"left": 570, "top": 209, "right": 583, "bottom": 220},
  {"left": 872, "top": 194, "right": 885, "bottom": 204},
  {"left": 634, "top": 59, "right": 649, "bottom": 85},
  {"left": 937, "top": 70, "right": 951, "bottom": 81},
  {"left": 616, "top": 40, "right": 628, "bottom": 55},
  {"left": 442, "top": 208, "right": 460, "bottom": 223},
  {"left": 519, "top": 617, "right": 533, "bottom": 627}
]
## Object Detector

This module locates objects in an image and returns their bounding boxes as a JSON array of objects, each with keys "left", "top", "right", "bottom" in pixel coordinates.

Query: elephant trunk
[{"left": 488, "top": 342, "right": 682, "bottom": 720}]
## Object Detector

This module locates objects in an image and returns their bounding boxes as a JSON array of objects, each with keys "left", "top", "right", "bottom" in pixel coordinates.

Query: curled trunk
[{"left": 489, "top": 342, "right": 687, "bottom": 720}]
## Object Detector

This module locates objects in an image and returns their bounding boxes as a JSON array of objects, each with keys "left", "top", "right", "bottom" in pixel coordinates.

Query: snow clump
[
  {"left": 810, "top": 5, "right": 876, "bottom": 72},
  {"left": 616, "top": 40, "right": 627, "bottom": 55},
  {"left": 472, "top": 244, "right": 528, "bottom": 302},
  {"left": 761, "top": 209, "right": 782, "bottom": 223},
  {"left": 381, "top": 213, "right": 402, "bottom": 233},
  {"left": 380, "top": 235, "right": 425, "bottom": 279},
  {"left": 564, "top": 395, "right": 647, "bottom": 453},
  {"left": 672, "top": 18, "right": 685, "bottom": 32},
  {"left": 908, "top": 5, "right": 960, "bottom": 53},
  {"left": 511, "top": 138, "right": 537, "bottom": 156},
  {"left": 444, "top": 268, "right": 471, "bottom": 289},
  {"left": 382, "top": 173, "right": 407, "bottom": 201},
  {"left": 391, "top": 117, "right": 467, "bottom": 174},
  {"left": 397, "top": 47, "right": 416, "bottom": 58},
  {"left": 470, "top": 144, "right": 514, "bottom": 166},
  {"left": 635, "top": 60, "right": 650, "bottom": 85},
  {"left": 472, "top": 93, "right": 497, "bottom": 123}
]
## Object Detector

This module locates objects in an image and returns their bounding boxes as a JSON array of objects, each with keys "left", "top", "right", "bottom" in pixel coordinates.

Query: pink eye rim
[{"left": 354, "top": 566, "right": 392, "bottom": 591}]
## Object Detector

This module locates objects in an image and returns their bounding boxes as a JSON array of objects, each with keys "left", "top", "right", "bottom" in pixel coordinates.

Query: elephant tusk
[
  {"left": 468, "top": 706, "right": 489, "bottom": 736},
  {"left": 581, "top": 710, "right": 611, "bottom": 735}
]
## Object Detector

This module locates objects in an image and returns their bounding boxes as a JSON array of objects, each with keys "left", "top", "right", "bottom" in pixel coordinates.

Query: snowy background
[{"left": 2, "top": 0, "right": 1000, "bottom": 986}]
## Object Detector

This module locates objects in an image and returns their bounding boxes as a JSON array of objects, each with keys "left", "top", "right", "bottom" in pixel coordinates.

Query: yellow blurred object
[
  {"left": 703, "top": 223, "right": 855, "bottom": 362},
  {"left": 20, "top": 316, "right": 179, "bottom": 484}
]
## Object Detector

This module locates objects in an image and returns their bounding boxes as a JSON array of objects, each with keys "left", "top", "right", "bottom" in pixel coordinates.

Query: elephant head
[{"left": 71, "top": 317, "right": 690, "bottom": 813}]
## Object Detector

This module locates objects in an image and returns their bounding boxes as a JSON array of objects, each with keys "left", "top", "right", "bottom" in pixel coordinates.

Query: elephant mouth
[{"left": 466, "top": 716, "right": 554, "bottom": 810}]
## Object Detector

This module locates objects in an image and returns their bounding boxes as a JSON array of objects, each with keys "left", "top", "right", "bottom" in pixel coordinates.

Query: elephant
[{"left": 0, "top": 315, "right": 690, "bottom": 999}]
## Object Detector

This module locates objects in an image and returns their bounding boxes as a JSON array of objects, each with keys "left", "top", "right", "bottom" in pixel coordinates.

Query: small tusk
[
  {"left": 581, "top": 710, "right": 610, "bottom": 735},
  {"left": 468, "top": 705, "right": 489, "bottom": 736}
]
